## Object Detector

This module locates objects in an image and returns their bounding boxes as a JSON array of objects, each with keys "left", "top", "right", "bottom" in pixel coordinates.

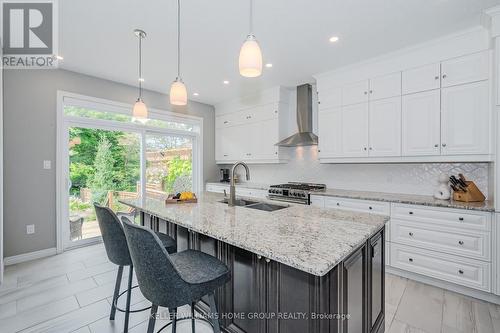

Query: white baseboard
[
  {"left": 386, "top": 266, "right": 500, "bottom": 305},
  {"left": 4, "top": 247, "right": 57, "bottom": 266}
]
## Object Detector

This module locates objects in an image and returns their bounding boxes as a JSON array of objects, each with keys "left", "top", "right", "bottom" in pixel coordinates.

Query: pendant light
[
  {"left": 170, "top": 0, "right": 187, "bottom": 106},
  {"left": 239, "top": 0, "right": 262, "bottom": 77},
  {"left": 132, "top": 29, "right": 148, "bottom": 119}
]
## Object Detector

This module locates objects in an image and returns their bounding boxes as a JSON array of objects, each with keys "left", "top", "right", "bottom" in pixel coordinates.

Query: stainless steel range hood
[{"left": 276, "top": 84, "right": 318, "bottom": 147}]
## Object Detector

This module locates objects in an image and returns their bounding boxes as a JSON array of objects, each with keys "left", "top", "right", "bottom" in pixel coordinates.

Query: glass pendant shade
[
  {"left": 132, "top": 99, "right": 148, "bottom": 119},
  {"left": 170, "top": 78, "right": 187, "bottom": 106},
  {"left": 239, "top": 34, "right": 262, "bottom": 77}
]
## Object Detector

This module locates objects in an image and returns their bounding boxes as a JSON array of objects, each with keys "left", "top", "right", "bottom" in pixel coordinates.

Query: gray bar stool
[
  {"left": 94, "top": 203, "right": 177, "bottom": 332},
  {"left": 121, "top": 217, "right": 230, "bottom": 333}
]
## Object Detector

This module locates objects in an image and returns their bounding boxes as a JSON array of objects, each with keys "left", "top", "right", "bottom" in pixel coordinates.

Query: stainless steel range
[{"left": 268, "top": 182, "right": 326, "bottom": 205}]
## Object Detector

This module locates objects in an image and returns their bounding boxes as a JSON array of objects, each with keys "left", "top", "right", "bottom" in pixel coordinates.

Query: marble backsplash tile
[{"left": 223, "top": 147, "right": 490, "bottom": 197}]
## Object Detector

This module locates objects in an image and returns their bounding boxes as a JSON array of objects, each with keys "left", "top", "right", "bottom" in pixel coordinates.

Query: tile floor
[{"left": 0, "top": 244, "right": 499, "bottom": 333}]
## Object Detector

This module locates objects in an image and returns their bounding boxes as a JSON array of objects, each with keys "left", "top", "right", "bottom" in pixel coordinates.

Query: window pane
[{"left": 145, "top": 134, "right": 193, "bottom": 199}]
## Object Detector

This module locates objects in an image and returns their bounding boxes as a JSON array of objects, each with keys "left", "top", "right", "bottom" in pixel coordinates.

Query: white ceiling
[{"left": 59, "top": 0, "right": 500, "bottom": 106}]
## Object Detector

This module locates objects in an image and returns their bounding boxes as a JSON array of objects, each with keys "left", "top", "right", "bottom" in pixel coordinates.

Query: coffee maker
[{"left": 220, "top": 168, "right": 230, "bottom": 183}]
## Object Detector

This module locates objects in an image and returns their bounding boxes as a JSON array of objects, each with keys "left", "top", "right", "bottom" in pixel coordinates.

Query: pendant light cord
[
  {"left": 138, "top": 34, "right": 143, "bottom": 99},
  {"left": 177, "top": 0, "right": 181, "bottom": 79},
  {"left": 249, "top": 0, "right": 253, "bottom": 34}
]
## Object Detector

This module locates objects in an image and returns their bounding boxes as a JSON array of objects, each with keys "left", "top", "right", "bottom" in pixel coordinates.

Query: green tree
[
  {"left": 88, "top": 136, "right": 115, "bottom": 204},
  {"left": 164, "top": 156, "right": 192, "bottom": 193}
]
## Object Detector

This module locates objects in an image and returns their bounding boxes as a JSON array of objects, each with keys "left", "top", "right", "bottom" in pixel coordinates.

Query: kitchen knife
[{"left": 450, "top": 176, "right": 467, "bottom": 191}]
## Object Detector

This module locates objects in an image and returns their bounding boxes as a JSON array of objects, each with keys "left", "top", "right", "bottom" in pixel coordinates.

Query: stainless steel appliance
[{"left": 268, "top": 182, "right": 326, "bottom": 204}]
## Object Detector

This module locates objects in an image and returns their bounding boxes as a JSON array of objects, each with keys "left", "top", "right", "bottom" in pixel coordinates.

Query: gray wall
[{"left": 3, "top": 69, "right": 216, "bottom": 257}]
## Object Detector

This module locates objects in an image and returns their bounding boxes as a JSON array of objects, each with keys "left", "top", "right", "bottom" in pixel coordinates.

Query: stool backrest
[
  {"left": 121, "top": 217, "right": 190, "bottom": 307},
  {"left": 94, "top": 203, "right": 132, "bottom": 266}
]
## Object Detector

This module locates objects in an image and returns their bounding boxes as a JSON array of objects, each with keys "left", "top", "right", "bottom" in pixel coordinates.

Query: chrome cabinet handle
[
  {"left": 434, "top": 76, "right": 439, "bottom": 80},
  {"left": 458, "top": 240, "right": 464, "bottom": 245},
  {"left": 265, "top": 258, "right": 271, "bottom": 263},
  {"left": 409, "top": 211, "right": 414, "bottom": 215},
  {"left": 369, "top": 90, "right": 373, "bottom": 94},
  {"left": 442, "top": 74, "right": 447, "bottom": 79},
  {"left": 458, "top": 217, "right": 464, "bottom": 221},
  {"left": 364, "top": 91, "right": 368, "bottom": 95},
  {"left": 223, "top": 120, "right": 229, "bottom": 124},
  {"left": 458, "top": 269, "right": 464, "bottom": 275},
  {"left": 369, "top": 206, "right": 373, "bottom": 210},
  {"left": 363, "top": 147, "right": 367, "bottom": 151},
  {"left": 408, "top": 258, "right": 414, "bottom": 262},
  {"left": 336, "top": 202, "right": 340, "bottom": 206},
  {"left": 408, "top": 232, "right": 414, "bottom": 237},
  {"left": 434, "top": 144, "right": 439, "bottom": 148},
  {"left": 257, "top": 255, "right": 262, "bottom": 260},
  {"left": 442, "top": 143, "right": 447, "bottom": 147}
]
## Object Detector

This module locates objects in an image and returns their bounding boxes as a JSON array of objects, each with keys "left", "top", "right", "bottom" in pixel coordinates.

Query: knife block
[{"left": 453, "top": 181, "right": 485, "bottom": 202}]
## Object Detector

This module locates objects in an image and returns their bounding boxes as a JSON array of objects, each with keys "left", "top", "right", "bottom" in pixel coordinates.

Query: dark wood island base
[{"left": 140, "top": 212, "right": 385, "bottom": 333}]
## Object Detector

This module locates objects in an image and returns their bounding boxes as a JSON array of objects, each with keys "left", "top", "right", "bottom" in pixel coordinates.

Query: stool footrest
[{"left": 113, "top": 285, "right": 151, "bottom": 313}]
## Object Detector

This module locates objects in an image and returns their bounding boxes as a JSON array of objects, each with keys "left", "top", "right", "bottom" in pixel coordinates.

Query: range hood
[{"left": 276, "top": 84, "right": 318, "bottom": 147}]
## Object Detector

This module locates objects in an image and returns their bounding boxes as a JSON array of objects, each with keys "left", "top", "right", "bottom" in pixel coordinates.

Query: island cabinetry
[{"left": 139, "top": 212, "right": 385, "bottom": 333}]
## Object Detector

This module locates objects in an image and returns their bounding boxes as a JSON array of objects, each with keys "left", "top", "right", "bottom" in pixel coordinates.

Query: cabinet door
[
  {"left": 224, "top": 247, "right": 264, "bottom": 333},
  {"left": 216, "top": 126, "right": 243, "bottom": 161},
  {"left": 369, "top": 231, "right": 384, "bottom": 333},
  {"left": 343, "top": 244, "right": 367, "bottom": 333},
  {"left": 318, "top": 108, "right": 342, "bottom": 158},
  {"left": 402, "top": 90, "right": 441, "bottom": 156},
  {"left": 368, "top": 97, "right": 401, "bottom": 157},
  {"left": 441, "top": 51, "right": 489, "bottom": 88},
  {"left": 341, "top": 103, "right": 369, "bottom": 157},
  {"left": 369, "top": 72, "right": 401, "bottom": 101},
  {"left": 318, "top": 88, "right": 342, "bottom": 110},
  {"left": 342, "top": 80, "right": 370, "bottom": 106},
  {"left": 249, "top": 119, "right": 279, "bottom": 160},
  {"left": 402, "top": 63, "right": 441, "bottom": 95},
  {"left": 441, "top": 81, "right": 490, "bottom": 155}
]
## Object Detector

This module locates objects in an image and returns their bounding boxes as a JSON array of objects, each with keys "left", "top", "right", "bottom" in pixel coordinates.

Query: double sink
[{"left": 219, "top": 198, "right": 288, "bottom": 212}]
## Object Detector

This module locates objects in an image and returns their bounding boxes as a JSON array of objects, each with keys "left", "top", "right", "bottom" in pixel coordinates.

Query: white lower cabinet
[
  {"left": 324, "top": 196, "right": 390, "bottom": 215},
  {"left": 205, "top": 183, "right": 267, "bottom": 199},
  {"left": 390, "top": 203, "right": 493, "bottom": 292},
  {"left": 391, "top": 243, "right": 491, "bottom": 292}
]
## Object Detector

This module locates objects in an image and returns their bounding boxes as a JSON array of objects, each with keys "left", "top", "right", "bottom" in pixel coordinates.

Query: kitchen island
[{"left": 121, "top": 192, "right": 388, "bottom": 333}]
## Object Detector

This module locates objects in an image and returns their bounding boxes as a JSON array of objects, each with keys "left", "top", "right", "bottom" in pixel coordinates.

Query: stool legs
[
  {"left": 191, "top": 302, "right": 196, "bottom": 333},
  {"left": 170, "top": 307, "right": 178, "bottom": 333},
  {"left": 147, "top": 304, "right": 158, "bottom": 333},
  {"left": 109, "top": 265, "right": 124, "bottom": 320},
  {"left": 207, "top": 292, "right": 221, "bottom": 333},
  {"left": 124, "top": 265, "right": 134, "bottom": 332}
]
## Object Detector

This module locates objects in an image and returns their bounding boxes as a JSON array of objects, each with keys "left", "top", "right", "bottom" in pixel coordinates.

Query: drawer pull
[
  {"left": 408, "top": 232, "right": 414, "bottom": 237},
  {"left": 458, "top": 240, "right": 464, "bottom": 245},
  {"left": 265, "top": 258, "right": 271, "bottom": 263},
  {"left": 257, "top": 255, "right": 262, "bottom": 260},
  {"left": 458, "top": 269, "right": 464, "bottom": 275},
  {"left": 458, "top": 217, "right": 464, "bottom": 221},
  {"left": 369, "top": 206, "right": 373, "bottom": 210},
  {"left": 408, "top": 258, "right": 414, "bottom": 262},
  {"left": 336, "top": 203, "right": 340, "bottom": 206},
  {"left": 409, "top": 211, "right": 414, "bottom": 215}
]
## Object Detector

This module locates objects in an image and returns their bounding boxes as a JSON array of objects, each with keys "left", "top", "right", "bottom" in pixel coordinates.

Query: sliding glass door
[{"left": 58, "top": 95, "right": 202, "bottom": 251}]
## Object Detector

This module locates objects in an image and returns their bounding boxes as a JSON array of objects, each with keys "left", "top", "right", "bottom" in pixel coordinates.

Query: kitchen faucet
[{"left": 229, "top": 161, "right": 250, "bottom": 206}]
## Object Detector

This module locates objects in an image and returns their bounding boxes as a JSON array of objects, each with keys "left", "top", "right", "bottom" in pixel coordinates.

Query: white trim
[
  {"left": 386, "top": 265, "right": 500, "bottom": 305},
  {"left": 56, "top": 91, "right": 204, "bottom": 253},
  {"left": 4, "top": 247, "right": 57, "bottom": 266},
  {"left": 0, "top": 35, "right": 3, "bottom": 283},
  {"left": 319, "top": 154, "right": 494, "bottom": 164}
]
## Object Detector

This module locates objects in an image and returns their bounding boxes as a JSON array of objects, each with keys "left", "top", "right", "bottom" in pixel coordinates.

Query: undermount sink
[
  {"left": 219, "top": 198, "right": 288, "bottom": 212},
  {"left": 219, "top": 198, "right": 259, "bottom": 206},
  {"left": 245, "top": 202, "right": 288, "bottom": 212}
]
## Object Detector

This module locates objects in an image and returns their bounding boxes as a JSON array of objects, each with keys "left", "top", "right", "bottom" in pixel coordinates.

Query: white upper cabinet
[
  {"left": 368, "top": 97, "right": 402, "bottom": 157},
  {"left": 318, "top": 88, "right": 342, "bottom": 110},
  {"left": 318, "top": 108, "right": 342, "bottom": 157},
  {"left": 369, "top": 72, "right": 402, "bottom": 101},
  {"left": 341, "top": 103, "right": 369, "bottom": 157},
  {"left": 441, "top": 80, "right": 490, "bottom": 155},
  {"left": 214, "top": 86, "right": 290, "bottom": 164},
  {"left": 342, "top": 80, "right": 369, "bottom": 106},
  {"left": 402, "top": 63, "right": 441, "bottom": 95},
  {"left": 402, "top": 90, "right": 441, "bottom": 156},
  {"left": 441, "top": 51, "right": 489, "bottom": 88}
]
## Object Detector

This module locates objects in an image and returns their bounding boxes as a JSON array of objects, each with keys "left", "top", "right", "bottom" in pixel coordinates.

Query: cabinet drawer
[
  {"left": 391, "top": 220, "right": 490, "bottom": 260},
  {"left": 236, "top": 188, "right": 268, "bottom": 199},
  {"left": 324, "top": 197, "right": 390, "bottom": 215},
  {"left": 206, "top": 184, "right": 228, "bottom": 193},
  {"left": 391, "top": 243, "right": 490, "bottom": 291},
  {"left": 391, "top": 204, "right": 491, "bottom": 231}
]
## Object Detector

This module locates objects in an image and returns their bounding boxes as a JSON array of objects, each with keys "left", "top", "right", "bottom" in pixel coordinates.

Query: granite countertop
[
  {"left": 206, "top": 182, "right": 494, "bottom": 212},
  {"left": 313, "top": 189, "right": 494, "bottom": 212},
  {"left": 121, "top": 192, "right": 388, "bottom": 276}
]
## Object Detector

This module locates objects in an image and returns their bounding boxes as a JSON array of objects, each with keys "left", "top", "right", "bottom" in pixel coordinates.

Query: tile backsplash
[{"left": 223, "top": 146, "right": 490, "bottom": 197}]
